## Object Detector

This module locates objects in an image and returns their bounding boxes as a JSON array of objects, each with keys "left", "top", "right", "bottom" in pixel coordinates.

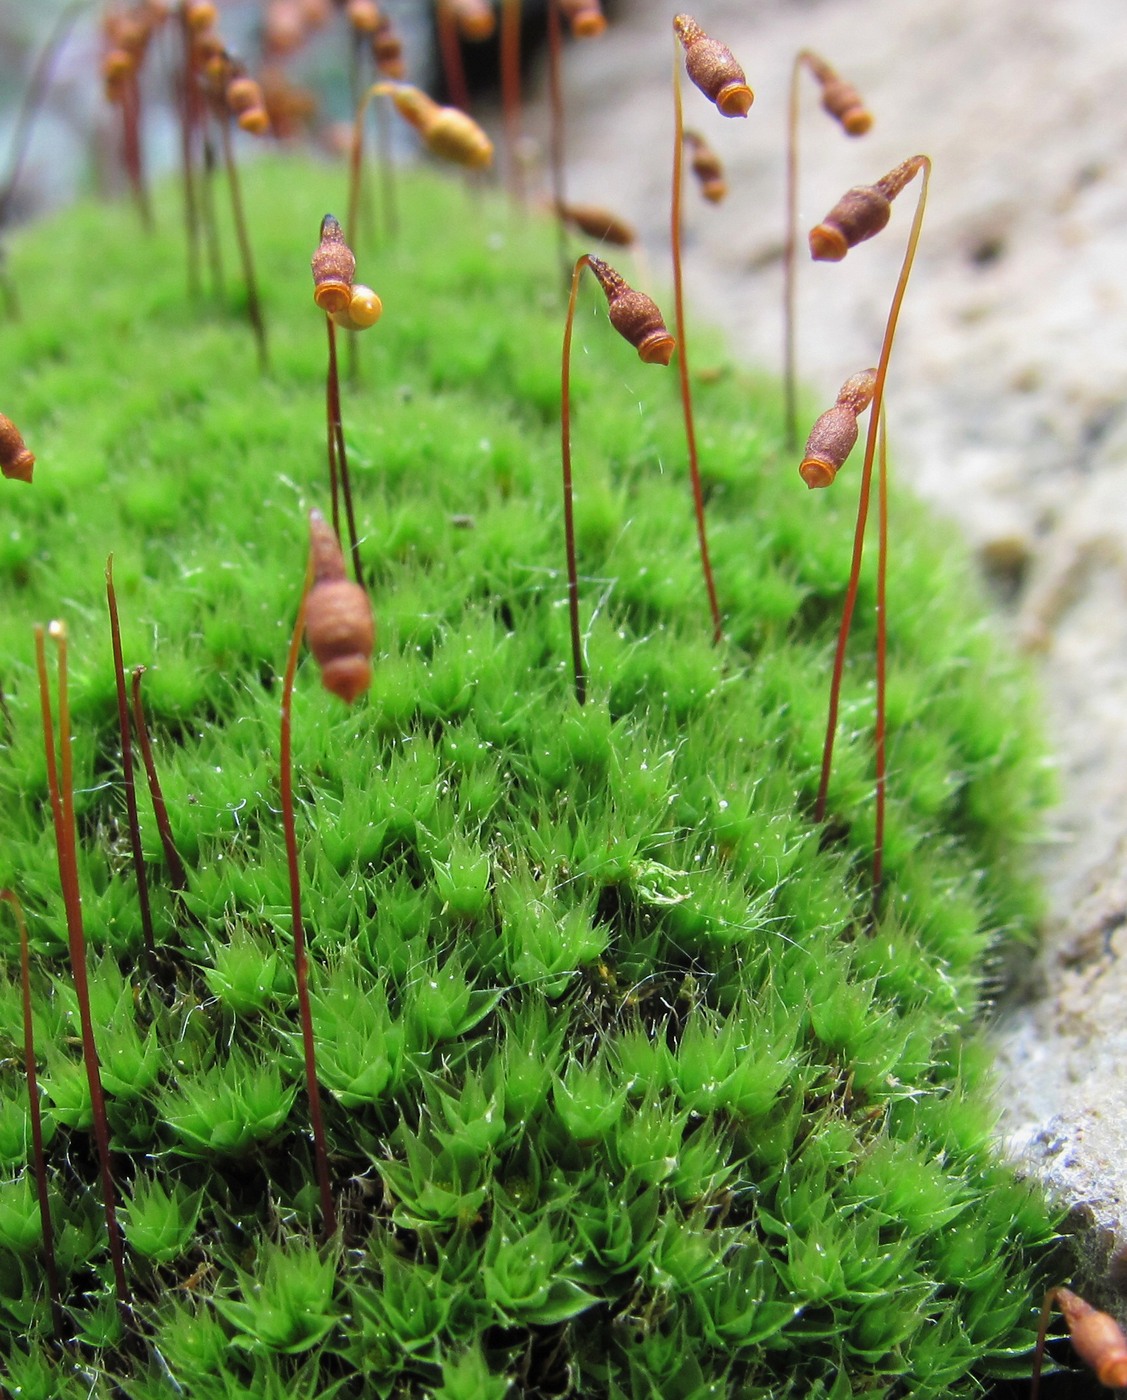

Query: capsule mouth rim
[
  {"left": 808, "top": 223, "right": 849, "bottom": 262},
  {"left": 799, "top": 457, "right": 837, "bottom": 489},
  {"left": 571, "top": 16, "right": 607, "bottom": 37},
  {"left": 314, "top": 281, "right": 353, "bottom": 314},
  {"left": 237, "top": 108, "right": 270, "bottom": 135},
  {"left": 716, "top": 81, "right": 754, "bottom": 117},
  {"left": 843, "top": 109, "right": 873, "bottom": 136},
  {"left": 637, "top": 331, "right": 676, "bottom": 367},
  {"left": 1, "top": 450, "right": 34, "bottom": 484}
]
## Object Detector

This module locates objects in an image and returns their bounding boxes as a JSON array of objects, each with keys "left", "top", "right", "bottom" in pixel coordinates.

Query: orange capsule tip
[
  {"left": 800, "top": 458, "right": 837, "bottom": 489},
  {"left": 716, "top": 81, "right": 754, "bottom": 117},
  {"left": 314, "top": 281, "right": 352, "bottom": 314},
  {"left": 843, "top": 109, "right": 873, "bottom": 136},
  {"left": 637, "top": 332, "right": 676, "bottom": 367},
  {"left": 809, "top": 223, "right": 849, "bottom": 262}
]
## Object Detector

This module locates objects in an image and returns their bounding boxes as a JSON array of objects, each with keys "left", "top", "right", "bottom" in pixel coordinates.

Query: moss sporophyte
[{"left": 0, "top": 8, "right": 1061, "bottom": 1399}]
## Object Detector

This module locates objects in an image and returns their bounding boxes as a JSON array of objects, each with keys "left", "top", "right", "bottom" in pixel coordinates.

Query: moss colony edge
[{"left": 0, "top": 157, "right": 1054, "bottom": 1397}]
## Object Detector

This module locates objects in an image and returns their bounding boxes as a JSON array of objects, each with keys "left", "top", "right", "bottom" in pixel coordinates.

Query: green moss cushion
[{"left": 0, "top": 156, "right": 1053, "bottom": 1398}]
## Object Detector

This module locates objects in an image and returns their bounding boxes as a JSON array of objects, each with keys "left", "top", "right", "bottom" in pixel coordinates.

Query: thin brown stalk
[
  {"left": 130, "top": 667, "right": 188, "bottom": 893},
  {"left": 105, "top": 557, "right": 155, "bottom": 974},
  {"left": 0, "top": 3, "right": 85, "bottom": 231},
  {"left": 560, "top": 254, "right": 590, "bottom": 704},
  {"left": 782, "top": 53, "right": 802, "bottom": 452},
  {"left": 813, "top": 157, "right": 930, "bottom": 826},
  {"left": 671, "top": 54, "right": 723, "bottom": 643},
  {"left": 0, "top": 888, "right": 63, "bottom": 1340},
  {"left": 547, "top": 0, "right": 571, "bottom": 287},
  {"left": 436, "top": 0, "right": 472, "bottom": 114},
  {"left": 873, "top": 406, "right": 888, "bottom": 903},
  {"left": 120, "top": 68, "right": 153, "bottom": 232},
  {"left": 200, "top": 120, "right": 225, "bottom": 298},
  {"left": 326, "top": 316, "right": 362, "bottom": 584},
  {"left": 500, "top": 0, "right": 525, "bottom": 203},
  {"left": 217, "top": 115, "right": 268, "bottom": 371},
  {"left": 177, "top": 7, "right": 202, "bottom": 299},
  {"left": 34, "top": 623, "right": 130, "bottom": 1318},
  {"left": 280, "top": 570, "right": 337, "bottom": 1240}
]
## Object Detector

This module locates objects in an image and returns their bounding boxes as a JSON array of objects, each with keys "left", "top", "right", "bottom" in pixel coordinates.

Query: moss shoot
[{"left": 0, "top": 156, "right": 1053, "bottom": 1397}]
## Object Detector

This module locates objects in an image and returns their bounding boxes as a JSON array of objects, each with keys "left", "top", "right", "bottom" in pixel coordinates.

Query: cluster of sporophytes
[{"left": 0, "top": 105, "right": 1059, "bottom": 1400}]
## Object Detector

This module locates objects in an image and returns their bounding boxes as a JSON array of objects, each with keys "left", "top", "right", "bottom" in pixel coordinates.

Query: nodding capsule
[
  {"left": 809, "top": 155, "right": 927, "bottom": 262},
  {"left": 555, "top": 202, "right": 635, "bottom": 247},
  {"left": 0, "top": 413, "right": 34, "bottom": 483},
  {"left": 800, "top": 50, "right": 872, "bottom": 136},
  {"left": 226, "top": 75, "right": 263, "bottom": 115},
  {"left": 389, "top": 85, "right": 494, "bottom": 168},
  {"left": 799, "top": 369, "right": 877, "bottom": 489},
  {"left": 330, "top": 283, "right": 383, "bottom": 331},
  {"left": 684, "top": 129, "right": 726, "bottom": 202},
  {"left": 449, "top": 0, "right": 495, "bottom": 41},
  {"left": 184, "top": 1, "right": 218, "bottom": 31},
  {"left": 372, "top": 15, "right": 405, "bottom": 78},
  {"left": 345, "top": 0, "right": 381, "bottom": 32},
  {"left": 586, "top": 257, "right": 676, "bottom": 366},
  {"left": 311, "top": 214, "right": 357, "bottom": 314},
  {"left": 673, "top": 14, "right": 753, "bottom": 118},
  {"left": 305, "top": 510, "right": 374, "bottom": 704},
  {"left": 559, "top": 0, "right": 607, "bottom": 38},
  {"left": 1053, "top": 1288, "right": 1127, "bottom": 1390},
  {"left": 237, "top": 105, "right": 271, "bottom": 135}
]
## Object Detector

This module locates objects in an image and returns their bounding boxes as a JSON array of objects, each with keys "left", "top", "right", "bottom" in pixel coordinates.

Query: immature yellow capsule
[
  {"left": 330, "top": 284, "right": 383, "bottom": 331},
  {"left": 389, "top": 84, "right": 494, "bottom": 168}
]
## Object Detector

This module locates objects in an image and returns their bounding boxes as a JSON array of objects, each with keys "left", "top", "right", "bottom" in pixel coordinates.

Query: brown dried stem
[
  {"left": 813, "top": 156, "right": 930, "bottom": 827},
  {"left": 500, "top": 0, "right": 525, "bottom": 203},
  {"left": 280, "top": 565, "right": 337, "bottom": 1240},
  {"left": 671, "top": 45, "right": 723, "bottom": 643},
  {"left": 34, "top": 623, "right": 130, "bottom": 1319},
  {"left": 218, "top": 113, "right": 268, "bottom": 372},
  {"left": 326, "top": 315, "right": 362, "bottom": 584},
  {"left": 131, "top": 667, "right": 189, "bottom": 893},
  {"left": 0, "top": 888, "right": 63, "bottom": 1341},
  {"left": 105, "top": 556, "right": 155, "bottom": 975}
]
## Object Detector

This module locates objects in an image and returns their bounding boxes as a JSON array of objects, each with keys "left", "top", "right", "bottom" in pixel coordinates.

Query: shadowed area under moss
[{"left": 0, "top": 156, "right": 1054, "bottom": 1397}]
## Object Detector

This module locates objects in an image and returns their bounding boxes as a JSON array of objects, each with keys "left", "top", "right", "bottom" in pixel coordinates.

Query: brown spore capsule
[
  {"left": 1055, "top": 1288, "right": 1127, "bottom": 1389},
  {"left": 0, "top": 414, "right": 34, "bottom": 483},
  {"left": 673, "top": 14, "right": 753, "bottom": 118},
  {"left": 556, "top": 202, "right": 635, "bottom": 246},
  {"left": 810, "top": 156, "right": 926, "bottom": 262},
  {"left": 450, "top": 0, "right": 495, "bottom": 41},
  {"left": 809, "top": 185, "right": 891, "bottom": 261},
  {"left": 237, "top": 105, "right": 271, "bottom": 135},
  {"left": 586, "top": 257, "right": 676, "bottom": 366},
  {"left": 799, "top": 368, "right": 876, "bottom": 488},
  {"left": 226, "top": 75, "right": 264, "bottom": 116},
  {"left": 559, "top": 0, "right": 606, "bottom": 38},
  {"left": 346, "top": 0, "right": 380, "bottom": 33},
  {"left": 184, "top": 1, "right": 218, "bottom": 31},
  {"left": 801, "top": 51, "right": 871, "bottom": 136},
  {"left": 390, "top": 85, "right": 493, "bottom": 168},
  {"left": 305, "top": 510, "right": 374, "bottom": 704},
  {"left": 311, "top": 213, "right": 356, "bottom": 313},
  {"left": 685, "top": 129, "right": 726, "bottom": 202},
  {"left": 372, "top": 15, "right": 405, "bottom": 77}
]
